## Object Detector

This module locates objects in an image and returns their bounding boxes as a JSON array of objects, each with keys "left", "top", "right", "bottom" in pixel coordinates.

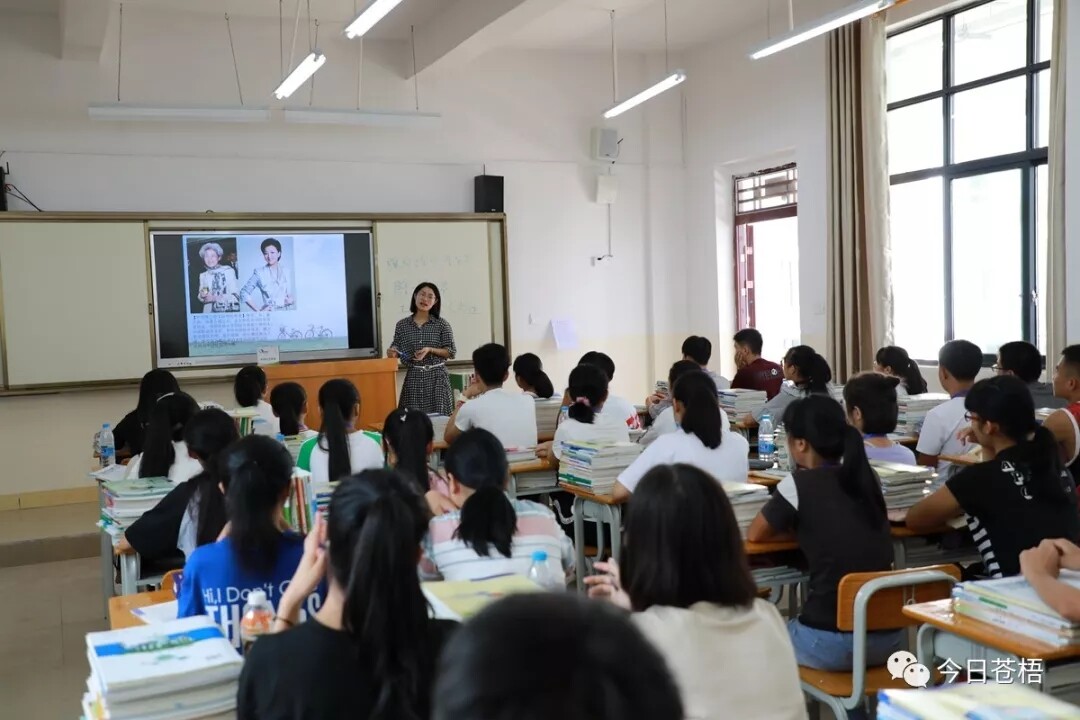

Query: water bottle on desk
[
  {"left": 758, "top": 413, "right": 776, "bottom": 466},
  {"left": 240, "top": 589, "right": 274, "bottom": 654},
  {"left": 98, "top": 423, "right": 116, "bottom": 469},
  {"left": 526, "top": 550, "right": 563, "bottom": 592}
]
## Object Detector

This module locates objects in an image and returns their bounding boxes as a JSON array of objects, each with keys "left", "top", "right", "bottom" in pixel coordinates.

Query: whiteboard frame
[{"left": 0, "top": 212, "right": 508, "bottom": 394}]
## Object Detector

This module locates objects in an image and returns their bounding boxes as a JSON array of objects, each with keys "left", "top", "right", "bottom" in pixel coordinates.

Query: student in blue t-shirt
[{"left": 178, "top": 435, "right": 324, "bottom": 649}]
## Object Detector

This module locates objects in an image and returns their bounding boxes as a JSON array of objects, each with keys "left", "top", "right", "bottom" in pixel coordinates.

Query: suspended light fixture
[
  {"left": 749, "top": 0, "right": 896, "bottom": 60},
  {"left": 345, "top": 0, "right": 404, "bottom": 39},
  {"left": 602, "top": 0, "right": 685, "bottom": 119}
]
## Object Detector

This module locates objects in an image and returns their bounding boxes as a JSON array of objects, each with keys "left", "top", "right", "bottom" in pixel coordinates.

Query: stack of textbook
[
  {"left": 871, "top": 461, "right": 935, "bottom": 511},
  {"left": 558, "top": 442, "right": 641, "bottom": 494},
  {"left": 506, "top": 448, "right": 537, "bottom": 465},
  {"left": 227, "top": 407, "right": 261, "bottom": 437},
  {"left": 952, "top": 571, "right": 1080, "bottom": 647},
  {"left": 428, "top": 414, "right": 450, "bottom": 441},
  {"left": 284, "top": 469, "right": 333, "bottom": 535},
  {"left": 718, "top": 389, "right": 767, "bottom": 422},
  {"left": 725, "top": 483, "right": 771, "bottom": 537},
  {"left": 896, "top": 394, "right": 950, "bottom": 435},
  {"left": 98, "top": 477, "right": 174, "bottom": 541},
  {"left": 879, "top": 683, "right": 1079, "bottom": 719},
  {"left": 535, "top": 398, "right": 563, "bottom": 438},
  {"left": 81, "top": 615, "right": 243, "bottom": 720}
]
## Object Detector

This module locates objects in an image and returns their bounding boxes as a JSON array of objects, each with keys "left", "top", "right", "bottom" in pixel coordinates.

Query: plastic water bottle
[
  {"left": 758, "top": 413, "right": 776, "bottom": 465},
  {"left": 240, "top": 589, "right": 275, "bottom": 654},
  {"left": 99, "top": 423, "right": 116, "bottom": 469},
  {"left": 526, "top": 550, "right": 563, "bottom": 592}
]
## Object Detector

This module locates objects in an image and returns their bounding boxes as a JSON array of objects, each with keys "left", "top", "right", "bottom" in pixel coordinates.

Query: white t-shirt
[
  {"left": 308, "top": 431, "right": 384, "bottom": 484},
  {"left": 125, "top": 440, "right": 203, "bottom": 483},
  {"left": 618, "top": 429, "right": 750, "bottom": 493},
  {"left": 638, "top": 405, "right": 732, "bottom": 447},
  {"left": 915, "top": 395, "right": 970, "bottom": 474},
  {"left": 599, "top": 394, "right": 641, "bottom": 429},
  {"left": 552, "top": 414, "right": 631, "bottom": 460},
  {"left": 454, "top": 388, "right": 539, "bottom": 449},
  {"left": 253, "top": 399, "right": 280, "bottom": 436}
]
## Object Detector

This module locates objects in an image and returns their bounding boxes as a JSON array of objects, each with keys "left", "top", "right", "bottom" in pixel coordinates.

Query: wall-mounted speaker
[{"left": 474, "top": 174, "right": 504, "bottom": 213}]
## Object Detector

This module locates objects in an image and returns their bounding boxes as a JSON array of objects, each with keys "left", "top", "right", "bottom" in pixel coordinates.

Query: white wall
[{"left": 0, "top": 6, "right": 687, "bottom": 495}]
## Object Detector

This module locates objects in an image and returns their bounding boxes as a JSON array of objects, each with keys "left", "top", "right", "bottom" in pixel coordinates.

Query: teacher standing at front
[{"left": 388, "top": 282, "right": 457, "bottom": 415}]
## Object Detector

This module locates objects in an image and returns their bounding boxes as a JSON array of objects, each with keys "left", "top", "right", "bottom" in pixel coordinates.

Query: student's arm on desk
[
  {"left": 1022, "top": 540, "right": 1080, "bottom": 623},
  {"left": 612, "top": 482, "right": 631, "bottom": 504},
  {"left": 905, "top": 486, "right": 963, "bottom": 533},
  {"left": 746, "top": 513, "right": 796, "bottom": 543}
]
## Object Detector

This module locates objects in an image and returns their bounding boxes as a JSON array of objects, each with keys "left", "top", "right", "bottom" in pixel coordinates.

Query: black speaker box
[{"left": 474, "top": 174, "right": 504, "bottom": 213}]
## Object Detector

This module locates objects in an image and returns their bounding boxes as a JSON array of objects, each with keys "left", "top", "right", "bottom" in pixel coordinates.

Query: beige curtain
[
  {"left": 826, "top": 14, "right": 892, "bottom": 383},
  {"left": 1046, "top": 0, "right": 1067, "bottom": 364}
]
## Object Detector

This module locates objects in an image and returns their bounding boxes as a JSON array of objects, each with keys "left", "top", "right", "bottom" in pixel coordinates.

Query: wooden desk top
[
  {"left": 749, "top": 471, "right": 782, "bottom": 487},
  {"left": 510, "top": 457, "right": 555, "bottom": 474},
  {"left": 889, "top": 523, "right": 956, "bottom": 539},
  {"left": 939, "top": 452, "right": 981, "bottom": 467},
  {"left": 557, "top": 482, "right": 624, "bottom": 505},
  {"left": 895, "top": 435, "right": 919, "bottom": 448},
  {"left": 902, "top": 599, "right": 1080, "bottom": 662},
  {"left": 744, "top": 539, "right": 800, "bottom": 555},
  {"left": 109, "top": 588, "right": 174, "bottom": 630}
]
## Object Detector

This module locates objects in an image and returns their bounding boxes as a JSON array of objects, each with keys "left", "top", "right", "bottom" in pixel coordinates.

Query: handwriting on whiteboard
[
  {"left": 382, "top": 254, "right": 474, "bottom": 270},
  {"left": 384, "top": 254, "right": 482, "bottom": 316}
]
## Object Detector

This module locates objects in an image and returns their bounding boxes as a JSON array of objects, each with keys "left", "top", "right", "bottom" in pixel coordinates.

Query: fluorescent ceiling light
[
  {"left": 274, "top": 51, "right": 326, "bottom": 100},
  {"left": 749, "top": 0, "right": 895, "bottom": 60},
  {"left": 284, "top": 108, "right": 442, "bottom": 128},
  {"left": 88, "top": 103, "right": 271, "bottom": 123},
  {"left": 603, "top": 70, "right": 687, "bottom": 119},
  {"left": 345, "top": 0, "right": 405, "bottom": 39}
]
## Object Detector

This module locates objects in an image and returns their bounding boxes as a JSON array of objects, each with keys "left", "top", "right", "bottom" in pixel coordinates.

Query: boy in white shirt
[
  {"left": 447, "top": 343, "right": 538, "bottom": 450},
  {"left": 916, "top": 339, "right": 982, "bottom": 477}
]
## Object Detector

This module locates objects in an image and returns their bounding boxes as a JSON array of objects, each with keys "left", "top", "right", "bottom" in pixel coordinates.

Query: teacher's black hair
[
  {"left": 410, "top": 282, "right": 442, "bottom": 319},
  {"left": 260, "top": 238, "right": 282, "bottom": 254}
]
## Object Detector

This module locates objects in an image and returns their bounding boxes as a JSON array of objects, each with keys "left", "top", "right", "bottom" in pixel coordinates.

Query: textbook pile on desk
[
  {"left": 871, "top": 461, "right": 934, "bottom": 511},
  {"left": 879, "top": 682, "right": 1079, "bottom": 719},
  {"left": 227, "top": 407, "right": 261, "bottom": 437},
  {"left": 896, "top": 394, "right": 950, "bottom": 435},
  {"left": 719, "top": 389, "right": 767, "bottom": 422},
  {"left": 283, "top": 469, "right": 328, "bottom": 535},
  {"left": 558, "top": 442, "right": 641, "bottom": 494},
  {"left": 725, "top": 483, "right": 771, "bottom": 536},
  {"left": 535, "top": 398, "right": 563, "bottom": 438},
  {"left": 81, "top": 615, "right": 242, "bottom": 720},
  {"left": 952, "top": 570, "right": 1080, "bottom": 647},
  {"left": 98, "top": 477, "right": 174, "bottom": 541}
]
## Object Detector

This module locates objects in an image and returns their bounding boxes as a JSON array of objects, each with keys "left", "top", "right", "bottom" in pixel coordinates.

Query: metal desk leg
[
  {"left": 508, "top": 472, "right": 518, "bottom": 500},
  {"left": 916, "top": 623, "right": 937, "bottom": 668},
  {"left": 100, "top": 531, "right": 114, "bottom": 613},
  {"left": 893, "top": 539, "right": 908, "bottom": 570},
  {"left": 573, "top": 496, "right": 586, "bottom": 592},
  {"left": 120, "top": 553, "right": 139, "bottom": 596},
  {"left": 608, "top": 505, "right": 622, "bottom": 564}
]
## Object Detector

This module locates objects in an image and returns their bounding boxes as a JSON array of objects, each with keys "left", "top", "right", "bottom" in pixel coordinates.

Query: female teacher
[{"left": 388, "top": 282, "right": 457, "bottom": 415}]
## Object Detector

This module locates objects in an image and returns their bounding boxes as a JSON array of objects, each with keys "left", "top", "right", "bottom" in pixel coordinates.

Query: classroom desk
[
  {"left": 939, "top": 452, "right": 981, "bottom": 467},
  {"left": 903, "top": 599, "right": 1080, "bottom": 693},
  {"left": 109, "top": 588, "right": 174, "bottom": 630},
  {"left": 508, "top": 457, "right": 557, "bottom": 499},
  {"left": 895, "top": 435, "right": 919, "bottom": 448},
  {"left": 558, "top": 482, "right": 625, "bottom": 592},
  {"left": 749, "top": 471, "right": 782, "bottom": 488},
  {"left": 744, "top": 539, "right": 800, "bottom": 555}
]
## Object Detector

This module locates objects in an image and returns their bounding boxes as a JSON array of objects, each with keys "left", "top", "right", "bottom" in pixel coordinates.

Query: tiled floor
[{"left": 0, "top": 557, "right": 106, "bottom": 718}]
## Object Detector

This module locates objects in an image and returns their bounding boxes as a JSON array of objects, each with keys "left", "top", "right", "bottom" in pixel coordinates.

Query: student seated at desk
[
  {"left": 1039, "top": 345, "right": 1080, "bottom": 482},
  {"left": 179, "top": 436, "right": 325, "bottom": 650},
  {"left": 587, "top": 464, "right": 806, "bottom": 720},
  {"left": 112, "top": 369, "right": 180, "bottom": 457},
  {"left": 239, "top": 470, "right": 455, "bottom": 720},
  {"left": 747, "top": 395, "right": 901, "bottom": 671},
  {"left": 446, "top": 343, "right": 538, "bottom": 449},
  {"left": 916, "top": 340, "right": 982, "bottom": 475},
  {"left": 435, "top": 593, "right": 683, "bottom": 720},
  {"left": 296, "top": 379, "right": 383, "bottom": 483},
  {"left": 268, "top": 382, "right": 317, "bottom": 463},
  {"left": 646, "top": 336, "right": 730, "bottom": 420},
  {"left": 731, "top": 328, "right": 784, "bottom": 399},
  {"left": 996, "top": 341, "right": 1066, "bottom": 410},
  {"left": 421, "top": 428, "right": 573, "bottom": 582},
  {"left": 1021, "top": 538, "right": 1080, "bottom": 622},
  {"left": 743, "top": 345, "right": 833, "bottom": 427},
  {"left": 383, "top": 407, "right": 455, "bottom": 515},
  {"left": 615, "top": 372, "right": 748, "bottom": 502},
  {"left": 578, "top": 350, "right": 642, "bottom": 430},
  {"left": 906, "top": 376, "right": 1079, "bottom": 578},
  {"left": 639, "top": 360, "right": 703, "bottom": 447},
  {"left": 176, "top": 409, "right": 241, "bottom": 558},
  {"left": 874, "top": 345, "right": 928, "bottom": 396},
  {"left": 124, "top": 391, "right": 202, "bottom": 482},
  {"left": 541, "top": 363, "right": 630, "bottom": 461},
  {"left": 234, "top": 365, "right": 279, "bottom": 435},
  {"left": 513, "top": 352, "right": 556, "bottom": 399},
  {"left": 843, "top": 372, "right": 916, "bottom": 465},
  {"left": 123, "top": 405, "right": 239, "bottom": 561}
]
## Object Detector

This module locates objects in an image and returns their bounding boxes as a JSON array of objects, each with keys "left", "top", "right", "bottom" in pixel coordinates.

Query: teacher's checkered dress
[{"left": 391, "top": 316, "right": 457, "bottom": 415}]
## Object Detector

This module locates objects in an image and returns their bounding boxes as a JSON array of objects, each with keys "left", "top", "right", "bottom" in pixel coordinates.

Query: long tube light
[
  {"left": 273, "top": 51, "right": 326, "bottom": 100},
  {"left": 345, "top": 0, "right": 405, "bottom": 39},
  {"left": 88, "top": 104, "right": 271, "bottom": 123},
  {"left": 284, "top": 108, "right": 442, "bottom": 128},
  {"left": 603, "top": 70, "right": 686, "bottom": 119},
  {"left": 749, "top": 0, "right": 895, "bottom": 60}
]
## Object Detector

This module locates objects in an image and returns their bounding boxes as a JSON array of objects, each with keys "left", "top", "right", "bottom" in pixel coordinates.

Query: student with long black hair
[
  {"left": 843, "top": 372, "right": 916, "bottom": 465},
  {"left": 179, "top": 435, "right": 324, "bottom": 649},
  {"left": 181, "top": 408, "right": 242, "bottom": 557},
  {"left": 615, "top": 371, "right": 748, "bottom": 501},
  {"left": 296, "top": 379, "right": 383, "bottom": 483},
  {"left": 745, "top": 345, "right": 833, "bottom": 426},
  {"left": 383, "top": 406, "right": 455, "bottom": 509},
  {"left": 587, "top": 464, "right": 805, "bottom": 720},
  {"left": 513, "top": 352, "right": 556, "bottom": 399},
  {"left": 748, "top": 395, "right": 898, "bottom": 671},
  {"left": 112, "top": 369, "right": 180, "bottom": 456},
  {"left": 542, "top": 363, "right": 630, "bottom": 461},
  {"left": 124, "top": 392, "right": 202, "bottom": 481},
  {"left": 239, "top": 469, "right": 455, "bottom": 720},
  {"left": 907, "top": 375, "right": 1080, "bottom": 577},
  {"left": 874, "top": 345, "right": 928, "bottom": 396},
  {"left": 638, "top": 360, "right": 713, "bottom": 447},
  {"left": 269, "top": 382, "right": 311, "bottom": 438},
  {"left": 421, "top": 428, "right": 572, "bottom": 582},
  {"left": 234, "top": 365, "right": 277, "bottom": 434}
]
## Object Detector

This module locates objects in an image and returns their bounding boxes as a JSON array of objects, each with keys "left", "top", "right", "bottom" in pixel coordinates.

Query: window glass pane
[
  {"left": 952, "top": 77, "right": 1026, "bottom": 163},
  {"left": 1037, "top": 165, "right": 1048, "bottom": 353},
  {"left": 1038, "top": 0, "right": 1053, "bottom": 62},
  {"left": 1038, "top": 69, "right": 1050, "bottom": 148},
  {"left": 953, "top": 0, "right": 1027, "bottom": 85},
  {"left": 951, "top": 170, "right": 1023, "bottom": 354},
  {"left": 749, "top": 217, "right": 801, "bottom": 363},
  {"left": 888, "top": 100, "right": 943, "bottom": 174},
  {"left": 887, "top": 21, "right": 942, "bottom": 102},
  {"left": 891, "top": 178, "right": 944, "bottom": 360}
]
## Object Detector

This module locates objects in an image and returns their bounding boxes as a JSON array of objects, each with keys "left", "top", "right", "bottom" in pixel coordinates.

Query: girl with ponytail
[
  {"left": 420, "top": 428, "right": 573, "bottom": 582},
  {"left": 513, "top": 352, "right": 556, "bottom": 399},
  {"left": 748, "top": 394, "right": 898, "bottom": 671},
  {"left": 239, "top": 469, "right": 456, "bottom": 720},
  {"left": 745, "top": 345, "right": 836, "bottom": 426},
  {"left": 541, "top": 363, "right": 630, "bottom": 462},
  {"left": 184, "top": 408, "right": 241, "bottom": 554},
  {"left": 382, "top": 407, "right": 456, "bottom": 505},
  {"left": 125, "top": 392, "right": 201, "bottom": 481},
  {"left": 270, "top": 382, "right": 316, "bottom": 463},
  {"left": 875, "top": 345, "right": 928, "bottom": 396},
  {"left": 233, "top": 366, "right": 278, "bottom": 435},
  {"left": 907, "top": 375, "right": 1080, "bottom": 577},
  {"left": 179, "top": 435, "right": 325, "bottom": 651},
  {"left": 297, "top": 379, "right": 383, "bottom": 483}
]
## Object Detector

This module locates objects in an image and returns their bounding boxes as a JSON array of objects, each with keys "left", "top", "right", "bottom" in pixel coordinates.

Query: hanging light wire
[
  {"left": 411, "top": 25, "right": 420, "bottom": 111},
  {"left": 609, "top": 10, "right": 618, "bottom": 103},
  {"left": 310, "top": 18, "right": 319, "bottom": 105},
  {"left": 226, "top": 13, "right": 244, "bottom": 105},
  {"left": 116, "top": 3, "right": 123, "bottom": 101},
  {"left": 663, "top": 0, "right": 669, "bottom": 73}
]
